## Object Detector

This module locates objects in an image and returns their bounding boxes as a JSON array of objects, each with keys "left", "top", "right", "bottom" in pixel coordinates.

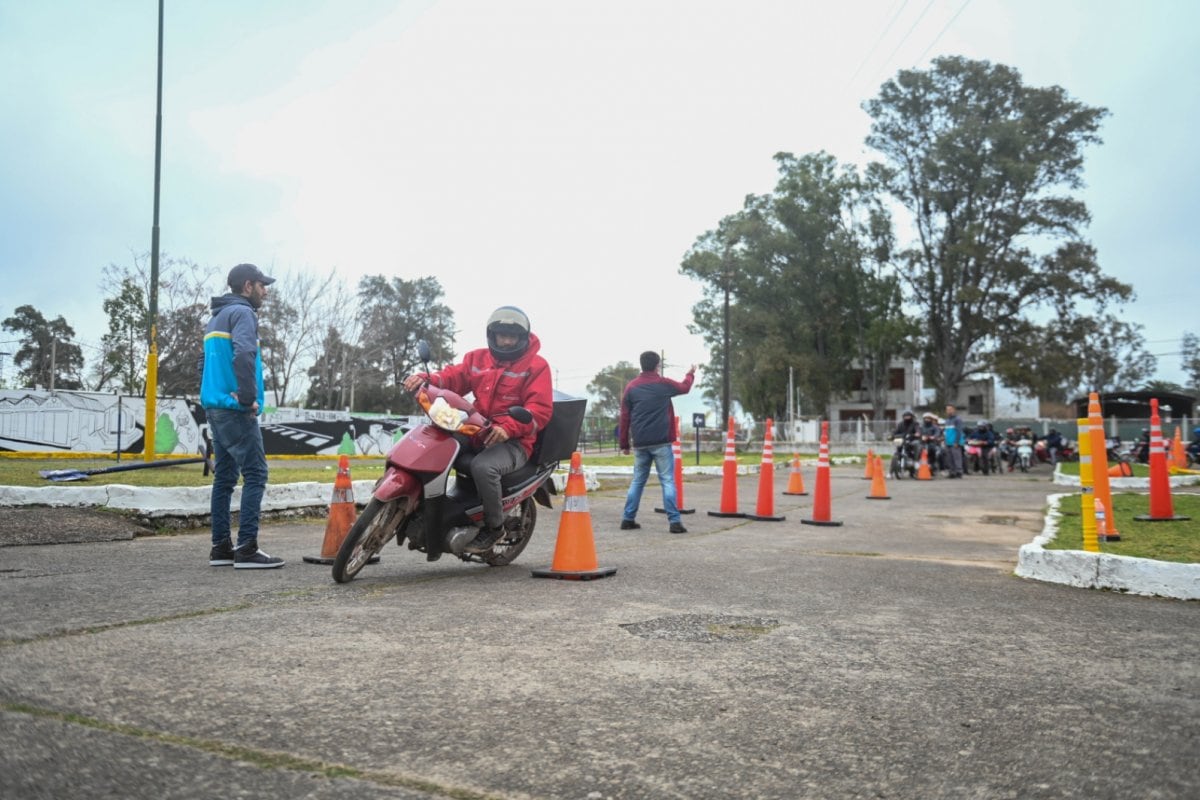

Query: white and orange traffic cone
[
  {"left": 747, "top": 418, "right": 784, "bottom": 521},
  {"left": 708, "top": 416, "right": 745, "bottom": 518},
  {"left": 532, "top": 452, "right": 617, "bottom": 580},
  {"left": 304, "top": 455, "right": 377, "bottom": 565},
  {"left": 1087, "top": 392, "right": 1120, "bottom": 541},
  {"left": 656, "top": 416, "right": 694, "bottom": 515},
  {"left": 863, "top": 448, "right": 875, "bottom": 480},
  {"left": 801, "top": 421, "right": 842, "bottom": 527},
  {"left": 1134, "top": 398, "right": 1191, "bottom": 523},
  {"left": 783, "top": 451, "right": 808, "bottom": 496},
  {"left": 916, "top": 449, "right": 933, "bottom": 480}
]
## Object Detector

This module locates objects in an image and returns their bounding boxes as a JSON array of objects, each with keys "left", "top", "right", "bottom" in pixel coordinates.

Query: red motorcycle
[{"left": 332, "top": 341, "right": 584, "bottom": 583}]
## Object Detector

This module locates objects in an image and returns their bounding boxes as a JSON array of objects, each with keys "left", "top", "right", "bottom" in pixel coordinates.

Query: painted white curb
[
  {"left": 1051, "top": 463, "right": 1200, "bottom": 488},
  {"left": 1015, "top": 493, "right": 1200, "bottom": 600}
]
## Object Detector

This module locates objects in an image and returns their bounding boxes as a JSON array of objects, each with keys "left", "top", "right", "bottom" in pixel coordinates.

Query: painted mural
[{"left": 0, "top": 390, "right": 421, "bottom": 456}]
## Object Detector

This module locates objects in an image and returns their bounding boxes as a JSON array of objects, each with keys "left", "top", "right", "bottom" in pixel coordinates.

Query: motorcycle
[
  {"left": 965, "top": 438, "right": 997, "bottom": 474},
  {"left": 889, "top": 435, "right": 919, "bottom": 479},
  {"left": 332, "top": 340, "right": 585, "bottom": 584},
  {"left": 1016, "top": 436, "right": 1034, "bottom": 472}
]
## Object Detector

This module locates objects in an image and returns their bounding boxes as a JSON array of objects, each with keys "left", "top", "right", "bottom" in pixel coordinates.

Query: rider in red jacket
[{"left": 404, "top": 306, "right": 553, "bottom": 553}]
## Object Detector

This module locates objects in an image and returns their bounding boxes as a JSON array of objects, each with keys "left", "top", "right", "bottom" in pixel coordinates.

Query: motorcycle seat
[{"left": 453, "top": 450, "right": 541, "bottom": 493}]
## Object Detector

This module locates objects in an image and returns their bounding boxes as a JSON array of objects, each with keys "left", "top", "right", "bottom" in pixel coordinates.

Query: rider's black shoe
[{"left": 464, "top": 526, "right": 503, "bottom": 554}]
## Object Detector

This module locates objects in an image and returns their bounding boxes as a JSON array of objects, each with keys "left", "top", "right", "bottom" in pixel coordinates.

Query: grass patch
[
  {"left": 1055, "top": 460, "right": 1149, "bottom": 478},
  {"left": 0, "top": 458, "right": 388, "bottom": 488},
  {"left": 1047, "top": 493, "right": 1200, "bottom": 563}
]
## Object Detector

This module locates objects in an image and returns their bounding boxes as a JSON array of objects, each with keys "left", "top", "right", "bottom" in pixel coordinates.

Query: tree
[
  {"left": 864, "top": 56, "right": 1136, "bottom": 404},
  {"left": 96, "top": 278, "right": 149, "bottom": 393},
  {"left": 681, "top": 152, "right": 913, "bottom": 421},
  {"left": 586, "top": 361, "right": 640, "bottom": 419},
  {"left": 304, "top": 275, "right": 455, "bottom": 413},
  {"left": 1, "top": 305, "right": 84, "bottom": 389},
  {"left": 259, "top": 269, "right": 350, "bottom": 407},
  {"left": 95, "top": 254, "right": 219, "bottom": 396},
  {"left": 1181, "top": 332, "right": 1200, "bottom": 391}
]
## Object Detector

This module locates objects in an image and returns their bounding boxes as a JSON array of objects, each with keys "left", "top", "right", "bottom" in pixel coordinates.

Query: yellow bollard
[
  {"left": 1077, "top": 418, "right": 1100, "bottom": 553},
  {"left": 1087, "top": 392, "right": 1120, "bottom": 541}
]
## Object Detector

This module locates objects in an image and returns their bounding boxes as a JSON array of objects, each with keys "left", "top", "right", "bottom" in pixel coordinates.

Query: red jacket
[{"left": 425, "top": 333, "right": 553, "bottom": 458}]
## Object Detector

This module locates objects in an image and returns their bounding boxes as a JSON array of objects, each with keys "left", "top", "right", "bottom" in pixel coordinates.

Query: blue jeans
[
  {"left": 207, "top": 408, "right": 268, "bottom": 549},
  {"left": 623, "top": 443, "right": 679, "bottom": 524}
]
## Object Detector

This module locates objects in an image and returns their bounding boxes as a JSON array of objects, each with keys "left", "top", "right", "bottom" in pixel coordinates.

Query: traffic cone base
[
  {"left": 656, "top": 507, "right": 696, "bottom": 514},
  {"left": 708, "top": 510, "right": 747, "bottom": 518},
  {"left": 532, "top": 452, "right": 616, "bottom": 581},
  {"left": 746, "top": 512, "right": 786, "bottom": 521},
  {"left": 1133, "top": 514, "right": 1190, "bottom": 523},
  {"left": 782, "top": 490, "right": 809, "bottom": 496},
  {"left": 801, "top": 519, "right": 844, "bottom": 527},
  {"left": 304, "top": 456, "right": 379, "bottom": 565}
]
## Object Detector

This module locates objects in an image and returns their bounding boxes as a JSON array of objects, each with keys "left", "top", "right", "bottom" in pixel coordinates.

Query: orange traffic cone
[
  {"left": 656, "top": 416, "right": 694, "bottom": 515},
  {"left": 708, "top": 416, "right": 745, "bottom": 518},
  {"left": 1108, "top": 462, "right": 1133, "bottom": 478},
  {"left": 866, "top": 454, "right": 890, "bottom": 500},
  {"left": 863, "top": 448, "right": 876, "bottom": 480},
  {"left": 747, "top": 418, "right": 785, "bottom": 521},
  {"left": 1171, "top": 425, "right": 1188, "bottom": 470},
  {"left": 303, "top": 455, "right": 377, "bottom": 565},
  {"left": 1134, "top": 398, "right": 1191, "bottom": 522},
  {"left": 801, "top": 421, "right": 842, "bottom": 527},
  {"left": 783, "top": 451, "right": 808, "bottom": 496},
  {"left": 916, "top": 449, "right": 933, "bottom": 480},
  {"left": 1086, "top": 392, "right": 1120, "bottom": 541},
  {"left": 532, "top": 452, "right": 617, "bottom": 580}
]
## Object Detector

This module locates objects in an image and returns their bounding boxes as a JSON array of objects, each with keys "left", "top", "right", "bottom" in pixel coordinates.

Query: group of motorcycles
[{"left": 889, "top": 428, "right": 1076, "bottom": 480}]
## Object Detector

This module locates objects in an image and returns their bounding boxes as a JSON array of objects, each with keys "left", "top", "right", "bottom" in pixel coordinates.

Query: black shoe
[
  {"left": 234, "top": 539, "right": 285, "bottom": 569},
  {"left": 209, "top": 539, "right": 235, "bottom": 566},
  {"left": 620, "top": 519, "right": 641, "bottom": 530},
  {"left": 464, "top": 527, "right": 503, "bottom": 554},
  {"left": 669, "top": 523, "right": 688, "bottom": 534}
]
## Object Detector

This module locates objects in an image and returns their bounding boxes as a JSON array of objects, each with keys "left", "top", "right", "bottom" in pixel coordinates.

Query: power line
[
  {"left": 875, "top": 0, "right": 939, "bottom": 81},
  {"left": 846, "top": 0, "right": 912, "bottom": 87},
  {"left": 912, "top": 0, "right": 973, "bottom": 65}
]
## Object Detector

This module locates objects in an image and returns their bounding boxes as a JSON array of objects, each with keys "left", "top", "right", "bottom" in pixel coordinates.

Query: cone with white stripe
[
  {"left": 783, "top": 451, "right": 808, "bottom": 496},
  {"left": 708, "top": 416, "right": 745, "bottom": 518},
  {"left": 1134, "top": 398, "right": 1191, "bottom": 522},
  {"left": 304, "top": 455, "right": 378, "bottom": 565},
  {"left": 656, "top": 416, "right": 694, "bottom": 514},
  {"left": 532, "top": 452, "right": 617, "bottom": 580},
  {"left": 747, "top": 418, "right": 784, "bottom": 521},
  {"left": 801, "top": 420, "right": 842, "bottom": 527}
]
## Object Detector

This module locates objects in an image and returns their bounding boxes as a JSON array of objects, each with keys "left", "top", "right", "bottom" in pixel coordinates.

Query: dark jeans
[{"left": 207, "top": 408, "right": 268, "bottom": 549}]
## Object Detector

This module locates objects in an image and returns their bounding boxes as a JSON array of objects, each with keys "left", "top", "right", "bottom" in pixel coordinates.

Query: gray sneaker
[{"left": 234, "top": 539, "right": 285, "bottom": 569}]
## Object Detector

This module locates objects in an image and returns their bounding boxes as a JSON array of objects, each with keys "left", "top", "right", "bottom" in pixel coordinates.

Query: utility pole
[{"left": 144, "top": 0, "right": 164, "bottom": 461}]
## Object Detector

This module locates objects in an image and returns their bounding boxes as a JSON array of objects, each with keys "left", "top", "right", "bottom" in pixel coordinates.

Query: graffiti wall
[{"left": 0, "top": 390, "right": 421, "bottom": 457}]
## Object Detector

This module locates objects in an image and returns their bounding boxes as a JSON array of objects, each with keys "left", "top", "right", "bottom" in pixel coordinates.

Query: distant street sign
[{"left": 692, "top": 412, "right": 706, "bottom": 428}]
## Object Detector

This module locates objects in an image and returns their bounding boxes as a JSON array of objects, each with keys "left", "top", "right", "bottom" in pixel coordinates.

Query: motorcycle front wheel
[
  {"left": 483, "top": 497, "right": 536, "bottom": 566},
  {"left": 332, "top": 497, "right": 405, "bottom": 583}
]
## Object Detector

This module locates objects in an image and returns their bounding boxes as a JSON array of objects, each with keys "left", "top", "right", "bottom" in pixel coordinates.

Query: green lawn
[{"left": 1046, "top": 493, "right": 1200, "bottom": 564}]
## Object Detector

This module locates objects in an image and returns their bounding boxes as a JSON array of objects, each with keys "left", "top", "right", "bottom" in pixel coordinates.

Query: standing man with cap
[
  {"left": 200, "top": 263, "right": 284, "bottom": 569},
  {"left": 619, "top": 351, "right": 696, "bottom": 533}
]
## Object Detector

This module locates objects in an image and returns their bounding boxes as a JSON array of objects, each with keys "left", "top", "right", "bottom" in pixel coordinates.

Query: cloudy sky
[{"left": 1, "top": 0, "right": 1197, "bottom": 400}]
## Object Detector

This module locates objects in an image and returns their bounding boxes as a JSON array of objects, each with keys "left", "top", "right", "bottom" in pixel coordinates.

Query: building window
[
  {"left": 968, "top": 395, "right": 984, "bottom": 416},
  {"left": 889, "top": 368, "right": 905, "bottom": 390}
]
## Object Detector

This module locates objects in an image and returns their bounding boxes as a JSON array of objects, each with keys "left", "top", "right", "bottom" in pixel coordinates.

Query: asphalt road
[{"left": 1, "top": 466, "right": 1198, "bottom": 799}]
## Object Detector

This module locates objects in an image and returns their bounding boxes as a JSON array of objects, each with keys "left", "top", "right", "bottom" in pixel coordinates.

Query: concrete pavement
[{"left": 2, "top": 466, "right": 1198, "bottom": 799}]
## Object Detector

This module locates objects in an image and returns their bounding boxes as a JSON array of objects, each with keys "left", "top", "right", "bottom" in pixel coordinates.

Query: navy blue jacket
[{"left": 618, "top": 370, "right": 694, "bottom": 450}]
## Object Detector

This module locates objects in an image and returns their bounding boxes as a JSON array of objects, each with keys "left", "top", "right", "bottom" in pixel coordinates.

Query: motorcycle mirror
[
  {"left": 416, "top": 340, "right": 432, "bottom": 363},
  {"left": 508, "top": 406, "right": 533, "bottom": 425}
]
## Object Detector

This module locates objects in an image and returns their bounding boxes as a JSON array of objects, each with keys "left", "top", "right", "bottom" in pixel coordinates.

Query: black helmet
[{"left": 485, "top": 305, "right": 531, "bottom": 361}]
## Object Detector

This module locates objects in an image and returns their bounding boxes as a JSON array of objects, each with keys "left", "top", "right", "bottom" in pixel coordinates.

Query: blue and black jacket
[{"left": 199, "top": 294, "right": 265, "bottom": 413}]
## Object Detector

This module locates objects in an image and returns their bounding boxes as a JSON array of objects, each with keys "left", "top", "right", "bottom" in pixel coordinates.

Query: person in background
[
  {"left": 943, "top": 403, "right": 965, "bottom": 478},
  {"left": 200, "top": 263, "right": 283, "bottom": 569},
  {"left": 618, "top": 352, "right": 696, "bottom": 534}
]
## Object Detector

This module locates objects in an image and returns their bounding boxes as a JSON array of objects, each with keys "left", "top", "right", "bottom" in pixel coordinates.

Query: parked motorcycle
[{"left": 332, "top": 340, "right": 585, "bottom": 584}]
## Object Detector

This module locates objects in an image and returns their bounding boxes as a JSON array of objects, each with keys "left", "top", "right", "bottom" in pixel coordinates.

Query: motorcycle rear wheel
[
  {"left": 483, "top": 497, "right": 536, "bottom": 566},
  {"left": 332, "top": 497, "right": 404, "bottom": 583}
]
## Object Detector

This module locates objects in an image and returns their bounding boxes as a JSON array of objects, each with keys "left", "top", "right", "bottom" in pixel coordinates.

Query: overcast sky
[{"left": 1, "top": 0, "right": 1197, "bottom": 401}]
